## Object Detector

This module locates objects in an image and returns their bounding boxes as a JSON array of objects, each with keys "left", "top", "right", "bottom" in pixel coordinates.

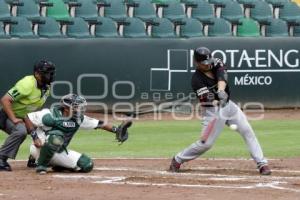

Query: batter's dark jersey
[{"left": 191, "top": 58, "right": 230, "bottom": 106}]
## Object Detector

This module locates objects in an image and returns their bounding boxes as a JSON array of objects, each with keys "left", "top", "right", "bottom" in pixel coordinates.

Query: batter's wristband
[{"left": 30, "top": 130, "right": 38, "bottom": 140}]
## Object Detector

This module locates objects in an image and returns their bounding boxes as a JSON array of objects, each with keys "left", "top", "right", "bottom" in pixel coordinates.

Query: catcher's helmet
[
  {"left": 60, "top": 94, "right": 87, "bottom": 119},
  {"left": 194, "top": 47, "right": 213, "bottom": 65},
  {"left": 34, "top": 60, "right": 56, "bottom": 85}
]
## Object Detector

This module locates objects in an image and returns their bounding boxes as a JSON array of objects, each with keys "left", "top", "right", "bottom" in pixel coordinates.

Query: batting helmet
[
  {"left": 194, "top": 47, "right": 214, "bottom": 65},
  {"left": 60, "top": 94, "right": 87, "bottom": 119},
  {"left": 34, "top": 60, "right": 56, "bottom": 85}
]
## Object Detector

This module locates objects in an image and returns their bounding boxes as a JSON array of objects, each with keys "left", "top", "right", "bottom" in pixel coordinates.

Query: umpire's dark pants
[{"left": 0, "top": 109, "right": 27, "bottom": 159}]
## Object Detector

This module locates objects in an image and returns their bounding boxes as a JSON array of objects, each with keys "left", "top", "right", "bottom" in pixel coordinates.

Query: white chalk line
[
  {"left": 53, "top": 174, "right": 125, "bottom": 180},
  {"left": 53, "top": 174, "right": 277, "bottom": 189},
  {"left": 53, "top": 175, "right": 126, "bottom": 183},
  {"left": 94, "top": 167, "right": 300, "bottom": 180},
  {"left": 54, "top": 174, "right": 300, "bottom": 192},
  {"left": 54, "top": 167, "right": 300, "bottom": 193},
  {"left": 256, "top": 183, "right": 300, "bottom": 193},
  {"left": 94, "top": 180, "right": 298, "bottom": 191}
]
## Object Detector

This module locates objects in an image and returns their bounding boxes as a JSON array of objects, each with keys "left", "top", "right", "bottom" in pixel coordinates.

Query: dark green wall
[{"left": 0, "top": 38, "right": 299, "bottom": 108}]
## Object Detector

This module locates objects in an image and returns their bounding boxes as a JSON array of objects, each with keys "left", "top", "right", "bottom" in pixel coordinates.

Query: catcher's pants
[
  {"left": 30, "top": 129, "right": 81, "bottom": 169},
  {"left": 175, "top": 100, "right": 267, "bottom": 165}
]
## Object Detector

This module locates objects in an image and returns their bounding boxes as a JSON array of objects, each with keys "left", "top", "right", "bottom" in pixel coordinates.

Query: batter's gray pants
[
  {"left": 175, "top": 100, "right": 267, "bottom": 166},
  {"left": 0, "top": 110, "right": 27, "bottom": 159}
]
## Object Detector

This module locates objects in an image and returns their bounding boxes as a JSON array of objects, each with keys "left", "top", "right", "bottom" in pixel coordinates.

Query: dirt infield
[{"left": 1, "top": 158, "right": 300, "bottom": 200}]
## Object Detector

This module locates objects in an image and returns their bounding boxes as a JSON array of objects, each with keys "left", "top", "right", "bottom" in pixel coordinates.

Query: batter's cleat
[
  {"left": 0, "top": 159, "right": 12, "bottom": 171},
  {"left": 36, "top": 165, "right": 47, "bottom": 175},
  {"left": 259, "top": 164, "right": 272, "bottom": 175},
  {"left": 169, "top": 157, "right": 181, "bottom": 172},
  {"left": 27, "top": 155, "right": 37, "bottom": 168}
]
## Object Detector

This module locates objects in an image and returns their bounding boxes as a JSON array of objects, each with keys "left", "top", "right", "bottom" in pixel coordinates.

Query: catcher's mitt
[{"left": 115, "top": 120, "right": 132, "bottom": 143}]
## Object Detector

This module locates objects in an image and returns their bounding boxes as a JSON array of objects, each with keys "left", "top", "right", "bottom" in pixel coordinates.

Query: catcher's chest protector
[{"left": 45, "top": 106, "right": 83, "bottom": 136}]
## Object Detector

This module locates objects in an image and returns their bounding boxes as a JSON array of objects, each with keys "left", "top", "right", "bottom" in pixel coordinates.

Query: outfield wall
[{"left": 0, "top": 38, "right": 299, "bottom": 109}]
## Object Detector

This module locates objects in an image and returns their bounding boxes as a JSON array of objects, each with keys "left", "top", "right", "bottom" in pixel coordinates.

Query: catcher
[{"left": 24, "top": 94, "right": 132, "bottom": 174}]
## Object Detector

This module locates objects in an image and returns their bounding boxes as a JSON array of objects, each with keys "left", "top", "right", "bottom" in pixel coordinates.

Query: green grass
[{"left": 0, "top": 120, "right": 299, "bottom": 159}]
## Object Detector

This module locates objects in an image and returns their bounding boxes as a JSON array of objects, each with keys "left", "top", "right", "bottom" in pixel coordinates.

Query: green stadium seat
[
  {"left": 160, "top": 1, "right": 186, "bottom": 22},
  {"left": 208, "top": 0, "right": 233, "bottom": 7},
  {"left": 236, "top": 0, "right": 258, "bottom": 5},
  {"left": 208, "top": 18, "right": 232, "bottom": 37},
  {"left": 131, "top": 0, "right": 156, "bottom": 21},
  {"left": 74, "top": 0, "right": 99, "bottom": 20},
  {"left": 16, "top": 0, "right": 41, "bottom": 20},
  {"left": 99, "top": 0, "right": 127, "bottom": 21},
  {"left": 0, "top": 0, "right": 11, "bottom": 20},
  {"left": 208, "top": 0, "right": 232, "bottom": 17},
  {"left": 10, "top": 17, "right": 38, "bottom": 38},
  {"left": 293, "top": 24, "right": 300, "bottom": 36},
  {"left": 0, "top": 22, "right": 10, "bottom": 38},
  {"left": 180, "top": 0, "right": 197, "bottom": 3},
  {"left": 94, "top": 17, "right": 119, "bottom": 37},
  {"left": 237, "top": 17, "right": 260, "bottom": 37},
  {"left": 279, "top": 2, "right": 300, "bottom": 23},
  {"left": 66, "top": 17, "right": 93, "bottom": 38},
  {"left": 46, "top": 0, "right": 70, "bottom": 20},
  {"left": 208, "top": 0, "right": 232, "bottom": 4},
  {"left": 236, "top": 0, "right": 258, "bottom": 17},
  {"left": 151, "top": 18, "right": 176, "bottom": 38},
  {"left": 190, "top": 0, "right": 214, "bottom": 23},
  {"left": 179, "top": 18, "right": 203, "bottom": 38},
  {"left": 250, "top": 1, "right": 273, "bottom": 23},
  {"left": 265, "top": 18, "right": 289, "bottom": 37},
  {"left": 180, "top": 0, "right": 199, "bottom": 9},
  {"left": 221, "top": 1, "right": 244, "bottom": 23},
  {"left": 265, "top": 0, "right": 289, "bottom": 6},
  {"left": 152, "top": 0, "right": 180, "bottom": 3},
  {"left": 265, "top": 0, "right": 289, "bottom": 19},
  {"left": 123, "top": 17, "right": 148, "bottom": 38},
  {"left": 38, "top": 17, "right": 65, "bottom": 38},
  {"left": 63, "top": 0, "right": 78, "bottom": 3},
  {"left": 180, "top": 0, "right": 198, "bottom": 17}
]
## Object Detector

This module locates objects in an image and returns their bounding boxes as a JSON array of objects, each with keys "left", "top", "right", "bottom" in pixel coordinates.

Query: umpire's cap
[
  {"left": 33, "top": 60, "right": 56, "bottom": 73},
  {"left": 194, "top": 47, "right": 214, "bottom": 65}
]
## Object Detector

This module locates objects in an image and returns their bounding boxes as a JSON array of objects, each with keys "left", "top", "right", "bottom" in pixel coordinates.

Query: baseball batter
[
  {"left": 24, "top": 94, "right": 132, "bottom": 174},
  {"left": 169, "top": 47, "right": 271, "bottom": 175}
]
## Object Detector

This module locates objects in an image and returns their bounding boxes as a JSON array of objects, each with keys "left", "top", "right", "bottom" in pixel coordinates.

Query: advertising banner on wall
[{"left": 0, "top": 38, "right": 299, "bottom": 110}]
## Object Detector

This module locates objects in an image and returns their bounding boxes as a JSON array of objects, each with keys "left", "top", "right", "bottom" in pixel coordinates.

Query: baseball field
[{"left": 0, "top": 110, "right": 300, "bottom": 200}]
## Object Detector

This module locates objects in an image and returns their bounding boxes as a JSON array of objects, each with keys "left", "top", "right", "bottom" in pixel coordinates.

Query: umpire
[{"left": 0, "top": 60, "right": 55, "bottom": 171}]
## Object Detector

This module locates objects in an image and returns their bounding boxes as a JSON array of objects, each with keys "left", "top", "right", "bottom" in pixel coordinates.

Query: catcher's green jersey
[
  {"left": 7, "top": 75, "right": 50, "bottom": 118},
  {"left": 42, "top": 106, "right": 83, "bottom": 133},
  {"left": 28, "top": 106, "right": 99, "bottom": 147}
]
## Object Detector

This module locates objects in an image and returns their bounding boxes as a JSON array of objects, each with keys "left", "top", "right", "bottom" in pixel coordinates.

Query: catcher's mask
[
  {"left": 194, "top": 47, "right": 214, "bottom": 65},
  {"left": 34, "top": 60, "right": 56, "bottom": 86},
  {"left": 60, "top": 94, "right": 87, "bottom": 119}
]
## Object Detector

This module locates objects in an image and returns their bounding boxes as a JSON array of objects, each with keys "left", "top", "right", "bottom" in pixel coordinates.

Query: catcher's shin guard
[
  {"left": 37, "top": 131, "right": 64, "bottom": 168},
  {"left": 77, "top": 154, "right": 93, "bottom": 172}
]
